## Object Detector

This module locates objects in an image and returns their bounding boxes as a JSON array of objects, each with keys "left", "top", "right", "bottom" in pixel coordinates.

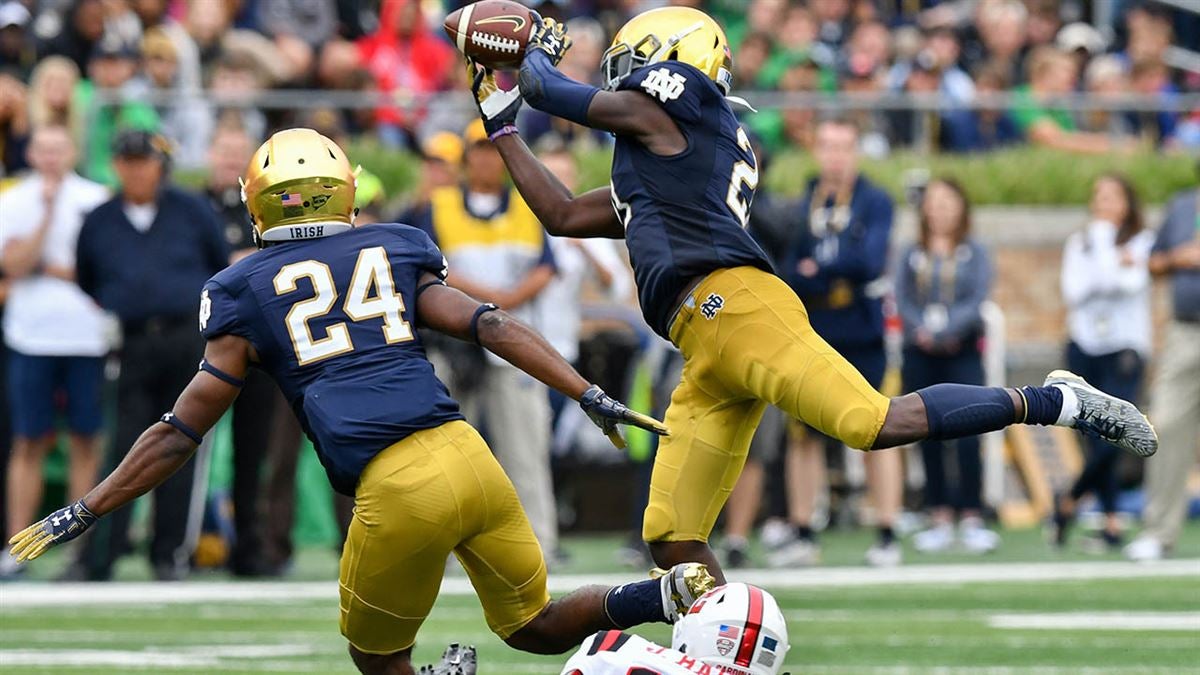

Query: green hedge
[{"left": 180, "top": 143, "right": 1197, "bottom": 206}]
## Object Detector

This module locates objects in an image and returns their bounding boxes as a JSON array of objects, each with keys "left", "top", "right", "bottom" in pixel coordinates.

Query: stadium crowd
[{"left": 0, "top": 0, "right": 1198, "bottom": 581}]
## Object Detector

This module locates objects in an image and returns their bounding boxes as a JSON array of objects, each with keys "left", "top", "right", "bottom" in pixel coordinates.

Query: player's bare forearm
[
  {"left": 85, "top": 335, "right": 250, "bottom": 514},
  {"left": 492, "top": 133, "right": 624, "bottom": 238},
  {"left": 476, "top": 310, "right": 589, "bottom": 400},
  {"left": 418, "top": 279, "right": 589, "bottom": 399},
  {"left": 83, "top": 425, "right": 199, "bottom": 515}
]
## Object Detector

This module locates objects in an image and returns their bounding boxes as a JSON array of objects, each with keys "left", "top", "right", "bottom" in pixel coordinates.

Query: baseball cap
[
  {"left": 422, "top": 132, "right": 464, "bottom": 166},
  {"left": 112, "top": 129, "right": 170, "bottom": 158},
  {"left": 1056, "top": 23, "right": 1106, "bottom": 56},
  {"left": 0, "top": 1, "right": 30, "bottom": 29},
  {"left": 463, "top": 119, "right": 490, "bottom": 146}
]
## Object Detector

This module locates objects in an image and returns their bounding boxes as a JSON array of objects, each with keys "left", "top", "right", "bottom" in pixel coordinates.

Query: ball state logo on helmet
[{"left": 444, "top": 0, "right": 536, "bottom": 69}]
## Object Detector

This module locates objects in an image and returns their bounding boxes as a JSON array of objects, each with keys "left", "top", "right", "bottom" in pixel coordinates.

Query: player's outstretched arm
[
  {"left": 7, "top": 335, "right": 250, "bottom": 563},
  {"left": 467, "top": 61, "right": 623, "bottom": 239},
  {"left": 492, "top": 133, "right": 623, "bottom": 239},
  {"left": 417, "top": 275, "right": 667, "bottom": 447},
  {"left": 518, "top": 29, "right": 686, "bottom": 154}
]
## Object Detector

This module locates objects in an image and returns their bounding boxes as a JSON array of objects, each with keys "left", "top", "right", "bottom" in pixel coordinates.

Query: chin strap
[{"left": 725, "top": 95, "right": 758, "bottom": 113}]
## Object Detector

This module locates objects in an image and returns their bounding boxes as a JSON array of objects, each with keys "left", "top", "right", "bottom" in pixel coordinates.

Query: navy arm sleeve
[{"left": 519, "top": 49, "right": 599, "bottom": 127}]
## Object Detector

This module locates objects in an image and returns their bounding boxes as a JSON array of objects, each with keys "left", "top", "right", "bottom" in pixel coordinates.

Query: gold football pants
[
  {"left": 644, "top": 266, "right": 891, "bottom": 543},
  {"left": 338, "top": 420, "right": 550, "bottom": 654}
]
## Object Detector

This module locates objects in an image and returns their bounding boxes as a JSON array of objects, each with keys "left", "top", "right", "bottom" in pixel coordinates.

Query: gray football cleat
[
  {"left": 417, "top": 643, "right": 477, "bottom": 675},
  {"left": 1045, "top": 370, "right": 1158, "bottom": 457},
  {"left": 651, "top": 562, "right": 717, "bottom": 623}
]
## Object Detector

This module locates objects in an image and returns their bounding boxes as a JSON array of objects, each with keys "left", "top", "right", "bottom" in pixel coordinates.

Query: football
[{"left": 443, "top": 0, "right": 536, "bottom": 70}]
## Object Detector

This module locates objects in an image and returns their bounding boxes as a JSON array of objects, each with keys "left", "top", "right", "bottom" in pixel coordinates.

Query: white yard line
[
  {"left": 988, "top": 612, "right": 1200, "bottom": 631},
  {"left": 1, "top": 559, "right": 1196, "bottom": 608}
]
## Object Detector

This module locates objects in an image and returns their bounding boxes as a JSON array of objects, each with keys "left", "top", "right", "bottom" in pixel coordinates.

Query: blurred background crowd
[{"left": 0, "top": 0, "right": 1197, "bottom": 583}]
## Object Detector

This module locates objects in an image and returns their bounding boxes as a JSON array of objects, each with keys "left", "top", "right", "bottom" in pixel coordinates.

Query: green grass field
[{"left": 3, "top": 527, "right": 1199, "bottom": 674}]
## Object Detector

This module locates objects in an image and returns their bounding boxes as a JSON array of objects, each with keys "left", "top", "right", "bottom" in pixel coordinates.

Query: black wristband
[
  {"left": 160, "top": 412, "right": 203, "bottom": 444},
  {"left": 470, "top": 303, "right": 500, "bottom": 345},
  {"left": 198, "top": 359, "right": 245, "bottom": 387}
]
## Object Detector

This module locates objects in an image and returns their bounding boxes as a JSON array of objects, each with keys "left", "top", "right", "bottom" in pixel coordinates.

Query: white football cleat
[
  {"left": 651, "top": 562, "right": 716, "bottom": 623},
  {"left": 913, "top": 524, "right": 955, "bottom": 553},
  {"left": 959, "top": 519, "right": 1001, "bottom": 554},
  {"left": 1044, "top": 370, "right": 1158, "bottom": 457},
  {"left": 1124, "top": 535, "right": 1165, "bottom": 562},
  {"left": 865, "top": 541, "right": 903, "bottom": 567}
]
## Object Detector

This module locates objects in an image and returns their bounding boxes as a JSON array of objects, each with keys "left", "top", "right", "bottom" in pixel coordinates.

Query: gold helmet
[
  {"left": 600, "top": 6, "right": 733, "bottom": 94},
  {"left": 240, "top": 128, "right": 360, "bottom": 245}
]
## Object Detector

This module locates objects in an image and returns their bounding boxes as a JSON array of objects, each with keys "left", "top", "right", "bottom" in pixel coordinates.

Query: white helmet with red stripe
[{"left": 671, "top": 583, "right": 789, "bottom": 675}]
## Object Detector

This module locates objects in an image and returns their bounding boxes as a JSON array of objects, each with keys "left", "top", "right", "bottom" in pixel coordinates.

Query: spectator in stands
[
  {"left": 1053, "top": 173, "right": 1154, "bottom": 552},
  {"left": 1080, "top": 55, "right": 1135, "bottom": 139},
  {"left": 397, "top": 131, "right": 462, "bottom": 225},
  {"left": 130, "top": 0, "right": 202, "bottom": 91},
  {"left": 965, "top": 0, "right": 1028, "bottom": 85},
  {"left": 734, "top": 32, "right": 774, "bottom": 90},
  {"left": 76, "top": 35, "right": 159, "bottom": 186},
  {"left": 896, "top": 178, "right": 999, "bottom": 554},
  {"left": 727, "top": 0, "right": 786, "bottom": 48},
  {"left": 0, "top": 125, "right": 109, "bottom": 580},
  {"left": 0, "top": 71, "right": 27, "bottom": 175},
  {"left": 778, "top": 117, "right": 902, "bottom": 568},
  {"left": 70, "top": 130, "right": 228, "bottom": 581},
  {"left": 358, "top": 0, "right": 454, "bottom": 147},
  {"left": 0, "top": 1, "right": 34, "bottom": 80},
  {"left": 28, "top": 56, "right": 80, "bottom": 133},
  {"left": 415, "top": 120, "right": 560, "bottom": 559},
  {"left": 1024, "top": 0, "right": 1062, "bottom": 50},
  {"left": 140, "top": 28, "right": 211, "bottom": 169},
  {"left": 208, "top": 50, "right": 269, "bottom": 143},
  {"left": 1129, "top": 60, "right": 1179, "bottom": 147},
  {"left": 185, "top": 0, "right": 231, "bottom": 76},
  {"left": 1125, "top": 184, "right": 1200, "bottom": 562},
  {"left": 1123, "top": 4, "right": 1173, "bottom": 67},
  {"left": 760, "top": 5, "right": 819, "bottom": 86},
  {"left": 35, "top": 0, "right": 106, "bottom": 74},
  {"left": 1056, "top": 22, "right": 1107, "bottom": 78},
  {"left": 887, "top": 27, "right": 974, "bottom": 105},
  {"left": 812, "top": 0, "right": 853, "bottom": 53},
  {"left": 954, "top": 62, "right": 1021, "bottom": 151},
  {"left": 1013, "top": 46, "right": 1137, "bottom": 155}
]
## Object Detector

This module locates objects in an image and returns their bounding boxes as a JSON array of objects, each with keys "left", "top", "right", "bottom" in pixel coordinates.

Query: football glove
[
  {"left": 528, "top": 16, "right": 572, "bottom": 66},
  {"left": 580, "top": 384, "right": 669, "bottom": 450},
  {"left": 467, "top": 60, "right": 522, "bottom": 139},
  {"left": 8, "top": 500, "right": 97, "bottom": 563}
]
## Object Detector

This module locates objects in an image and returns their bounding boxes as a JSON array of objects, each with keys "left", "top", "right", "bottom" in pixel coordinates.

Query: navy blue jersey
[
  {"left": 200, "top": 224, "right": 463, "bottom": 495},
  {"left": 611, "top": 61, "right": 775, "bottom": 338}
]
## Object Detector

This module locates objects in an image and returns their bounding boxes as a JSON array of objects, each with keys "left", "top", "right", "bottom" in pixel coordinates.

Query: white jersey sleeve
[{"left": 560, "top": 631, "right": 723, "bottom": 675}]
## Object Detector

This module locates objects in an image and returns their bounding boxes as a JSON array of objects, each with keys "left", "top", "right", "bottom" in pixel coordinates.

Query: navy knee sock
[
  {"left": 603, "top": 578, "right": 664, "bottom": 628},
  {"left": 1017, "top": 385, "right": 1066, "bottom": 426},
  {"left": 917, "top": 384, "right": 1065, "bottom": 440}
]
